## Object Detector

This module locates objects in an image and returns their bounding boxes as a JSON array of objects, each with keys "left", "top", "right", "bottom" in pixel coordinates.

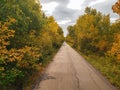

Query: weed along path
[{"left": 34, "top": 42, "right": 118, "bottom": 90}]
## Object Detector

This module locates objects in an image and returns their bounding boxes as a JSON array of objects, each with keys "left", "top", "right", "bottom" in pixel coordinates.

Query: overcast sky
[{"left": 40, "top": 0, "right": 119, "bottom": 36}]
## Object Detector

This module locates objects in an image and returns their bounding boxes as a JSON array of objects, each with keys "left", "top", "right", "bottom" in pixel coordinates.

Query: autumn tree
[
  {"left": 106, "top": 0, "right": 120, "bottom": 61},
  {"left": 66, "top": 7, "right": 111, "bottom": 55},
  {"left": 107, "top": 34, "right": 120, "bottom": 61},
  {"left": 112, "top": 0, "right": 120, "bottom": 17},
  {"left": 0, "top": 18, "right": 41, "bottom": 89},
  {"left": 66, "top": 26, "right": 75, "bottom": 46},
  {"left": 0, "top": 0, "right": 64, "bottom": 89}
]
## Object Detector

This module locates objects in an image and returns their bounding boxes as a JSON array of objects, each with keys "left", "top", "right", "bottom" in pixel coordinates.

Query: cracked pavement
[{"left": 34, "top": 42, "right": 118, "bottom": 90}]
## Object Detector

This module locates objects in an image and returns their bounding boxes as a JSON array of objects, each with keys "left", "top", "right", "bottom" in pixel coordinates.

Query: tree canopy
[{"left": 0, "top": 0, "right": 64, "bottom": 89}]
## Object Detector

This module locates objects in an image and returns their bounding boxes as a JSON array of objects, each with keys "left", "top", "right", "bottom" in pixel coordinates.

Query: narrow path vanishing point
[{"left": 34, "top": 42, "right": 118, "bottom": 90}]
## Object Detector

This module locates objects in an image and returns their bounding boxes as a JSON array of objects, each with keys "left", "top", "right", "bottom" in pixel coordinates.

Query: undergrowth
[{"left": 82, "top": 54, "right": 120, "bottom": 89}]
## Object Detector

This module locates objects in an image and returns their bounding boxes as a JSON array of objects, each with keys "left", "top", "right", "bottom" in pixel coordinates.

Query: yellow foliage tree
[
  {"left": 107, "top": 34, "right": 120, "bottom": 61},
  {"left": 0, "top": 19, "right": 41, "bottom": 87}
]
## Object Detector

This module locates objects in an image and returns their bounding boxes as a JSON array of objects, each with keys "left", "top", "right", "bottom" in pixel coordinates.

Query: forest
[
  {"left": 0, "top": 0, "right": 120, "bottom": 90},
  {"left": 66, "top": 0, "right": 120, "bottom": 89},
  {"left": 0, "top": 0, "right": 64, "bottom": 89}
]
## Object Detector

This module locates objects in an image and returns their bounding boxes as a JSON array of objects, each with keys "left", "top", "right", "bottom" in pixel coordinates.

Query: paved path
[{"left": 34, "top": 42, "right": 117, "bottom": 90}]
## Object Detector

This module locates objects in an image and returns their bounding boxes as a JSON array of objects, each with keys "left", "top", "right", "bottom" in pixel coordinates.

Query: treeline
[
  {"left": 0, "top": 0, "right": 64, "bottom": 89},
  {"left": 66, "top": 1, "right": 120, "bottom": 88},
  {"left": 66, "top": 7, "right": 120, "bottom": 60}
]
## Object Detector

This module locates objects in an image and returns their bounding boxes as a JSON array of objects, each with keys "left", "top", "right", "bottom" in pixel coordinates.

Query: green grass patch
[{"left": 82, "top": 54, "right": 120, "bottom": 89}]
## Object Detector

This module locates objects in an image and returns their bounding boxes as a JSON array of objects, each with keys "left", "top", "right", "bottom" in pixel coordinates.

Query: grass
[{"left": 81, "top": 53, "right": 120, "bottom": 89}]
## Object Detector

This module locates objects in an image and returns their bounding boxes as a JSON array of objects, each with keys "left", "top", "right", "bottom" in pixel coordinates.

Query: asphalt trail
[{"left": 34, "top": 42, "right": 118, "bottom": 90}]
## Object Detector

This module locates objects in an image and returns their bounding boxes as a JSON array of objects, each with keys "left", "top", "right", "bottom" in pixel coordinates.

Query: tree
[
  {"left": 112, "top": 0, "right": 120, "bottom": 17},
  {"left": 107, "top": 34, "right": 120, "bottom": 61},
  {"left": 66, "top": 7, "right": 111, "bottom": 55},
  {"left": 0, "top": 1, "right": 64, "bottom": 89},
  {"left": 0, "top": 18, "right": 41, "bottom": 89}
]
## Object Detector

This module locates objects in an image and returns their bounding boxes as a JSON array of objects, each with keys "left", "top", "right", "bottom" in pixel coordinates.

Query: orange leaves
[
  {"left": 107, "top": 34, "right": 120, "bottom": 61},
  {"left": 117, "top": 54, "right": 120, "bottom": 61},
  {"left": 112, "top": 0, "right": 120, "bottom": 16},
  {"left": 97, "top": 40, "right": 107, "bottom": 51},
  {"left": 8, "top": 49, "right": 24, "bottom": 62},
  {"left": 0, "top": 18, "right": 15, "bottom": 61},
  {"left": 0, "top": 18, "right": 15, "bottom": 48},
  {"left": 0, "top": 19, "right": 41, "bottom": 69},
  {"left": 15, "top": 46, "right": 41, "bottom": 68},
  {"left": 7, "top": 46, "right": 41, "bottom": 68},
  {"left": 22, "top": 46, "right": 41, "bottom": 58}
]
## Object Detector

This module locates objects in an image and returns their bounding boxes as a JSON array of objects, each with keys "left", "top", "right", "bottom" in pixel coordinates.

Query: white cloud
[
  {"left": 89, "top": 0, "right": 107, "bottom": 6},
  {"left": 58, "top": 20, "right": 71, "bottom": 25},
  {"left": 67, "top": 0, "right": 84, "bottom": 10},
  {"left": 111, "top": 18, "right": 118, "bottom": 23},
  {"left": 41, "top": 2, "right": 58, "bottom": 15}
]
